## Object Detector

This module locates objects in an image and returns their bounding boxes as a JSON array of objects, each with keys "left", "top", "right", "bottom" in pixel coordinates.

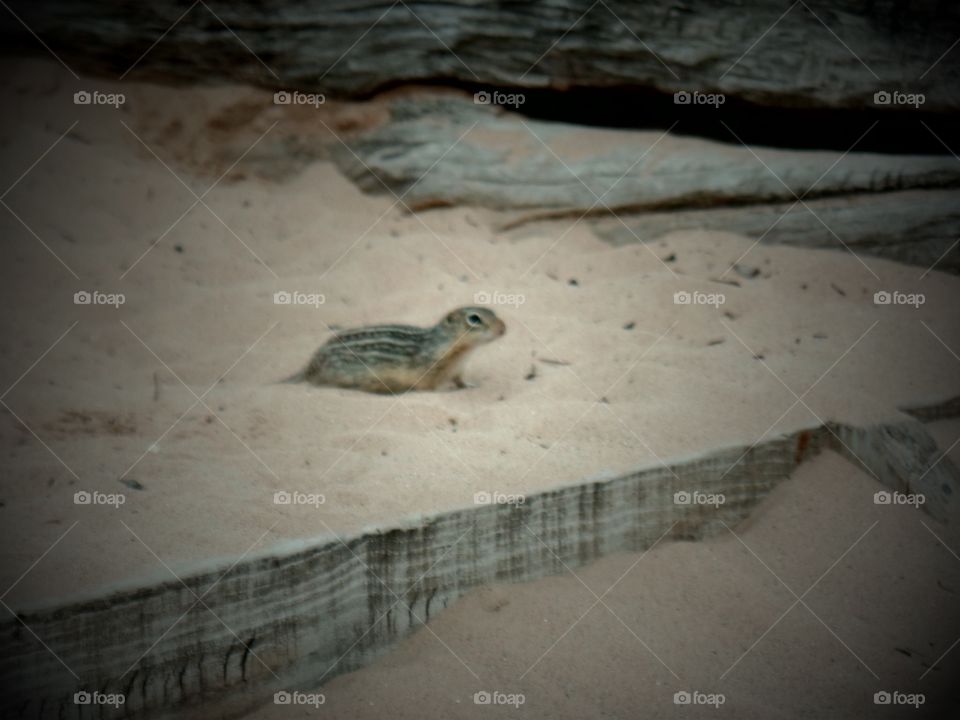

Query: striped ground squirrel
[{"left": 285, "top": 307, "right": 506, "bottom": 393}]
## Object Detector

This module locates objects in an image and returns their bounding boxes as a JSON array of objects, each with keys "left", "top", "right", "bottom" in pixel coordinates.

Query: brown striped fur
[{"left": 284, "top": 307, "right": 506, "bottom": 393}]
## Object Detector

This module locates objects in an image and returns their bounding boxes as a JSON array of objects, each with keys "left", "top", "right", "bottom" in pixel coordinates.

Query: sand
[{"left": 0, "top": 58, "right": 959, "bottom": 717}]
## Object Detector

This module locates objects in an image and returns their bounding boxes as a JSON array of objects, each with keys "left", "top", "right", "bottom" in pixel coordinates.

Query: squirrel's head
[{"left": 441, "top": 307, "right": 506, "bottom": 344}]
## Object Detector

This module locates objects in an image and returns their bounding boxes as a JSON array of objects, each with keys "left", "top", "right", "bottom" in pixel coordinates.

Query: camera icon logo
[
  {"left": 673, "top": 91, "right": 691, "bottom": 104},
  {"left": 673, "top": 291, "right": 691, "bottom": 305},
  {"left": 73, "top": 91, "right": 91, "bottom": 105},
  {"left": 873, "top": 91, "right": 891, "bottom": 105},
  {"left": 474, "top": 691, "right": 492, "bottom": 704},
  {"left": 74, "top": 290, "right": 92, "bottom": 305},
  {"left": 673, "top": 690, "right": 691, "bottom": 704},
  {"left": 274, "top": 691, "right": 292, "bottom": 704},
  {"left": 274, "top": 491, "right": 292, "bottom": 505},
  {"left": 473, "top": 290, "right": 491, "bottom": 304},
  {"left": 874, "top": 491, "right": 891, "bottom": 505},
  {"left": 474, "top": 91, "right": 491, "bottom": 105},
  {"left": 274, "top": 91, "right": 291, "bottom": 105},
  {"left": 74, "top": 491, "right": 92, "bottom": 504},
  {"left": 273, "top": 291, "right": 292, "bottom": 305},
  {"left": 474, "top": 491, "right": 492, "bottom": 505},
  {"left": 873, "top": 691, "right": 891, "bottom": 704},
  {"left": 873, "top": 291, "right": 891, "bottom": 305},
  {"left": 74, "top": 691, "right": 92, "bottom": 704},
  {"left": 674, "top": 491, "right": 691, "bottom": 505}
]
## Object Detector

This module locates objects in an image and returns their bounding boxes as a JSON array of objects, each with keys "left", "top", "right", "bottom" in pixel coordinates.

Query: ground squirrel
[{"left": 284, "top": 307, "right": 506, "bottom": 393}]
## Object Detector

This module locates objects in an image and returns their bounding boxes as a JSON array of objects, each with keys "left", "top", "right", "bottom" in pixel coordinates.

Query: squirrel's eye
[{"left": 466, "top": 313, "right": 483, "bottom": 326}]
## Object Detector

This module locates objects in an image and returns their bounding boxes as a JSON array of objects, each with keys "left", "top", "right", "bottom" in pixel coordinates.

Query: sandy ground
[
  {"left": 243, "top": 448, "right": 960, "bottom": 719},
  {"left": 0, "top": 59, "right": 958, "bottom": 718},
  {"left": 1, "top": 59, "right": 959, "bottom": 611}
]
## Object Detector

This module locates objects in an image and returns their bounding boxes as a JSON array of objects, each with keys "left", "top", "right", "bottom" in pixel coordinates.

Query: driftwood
[
  {"left": 332, "top": 97, "right": 960, "bottom": 272},
  {"left": 2, "top": 409, "right": 957, "bottom": 719},
  {"left": 3, "top": 1, "right": 959, "bottom": 110},
  {"left": 337, "top": 98, "right": 960, "bottom": 210}
]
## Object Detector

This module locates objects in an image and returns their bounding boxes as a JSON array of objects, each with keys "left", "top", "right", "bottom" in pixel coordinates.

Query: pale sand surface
[
  {"left": 1, "top": 60, "right": 959, "bottom": 616},
  {"left": 244, "top": 450, "right": 960, "bottom": 719}
]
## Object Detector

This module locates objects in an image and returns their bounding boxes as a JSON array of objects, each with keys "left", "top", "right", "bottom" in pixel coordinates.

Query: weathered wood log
[
  {"left": 2, "top": 410, "right": 957, "bottom": 720},
  {"left": 330, "top": 97, "right": 960, "bottom": 272},
  {"left": 335, "top": 98, "right": 960, "bottom": 212},
  {"left": 3, "top": 1, "right": 959, "bottom": 111}
]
